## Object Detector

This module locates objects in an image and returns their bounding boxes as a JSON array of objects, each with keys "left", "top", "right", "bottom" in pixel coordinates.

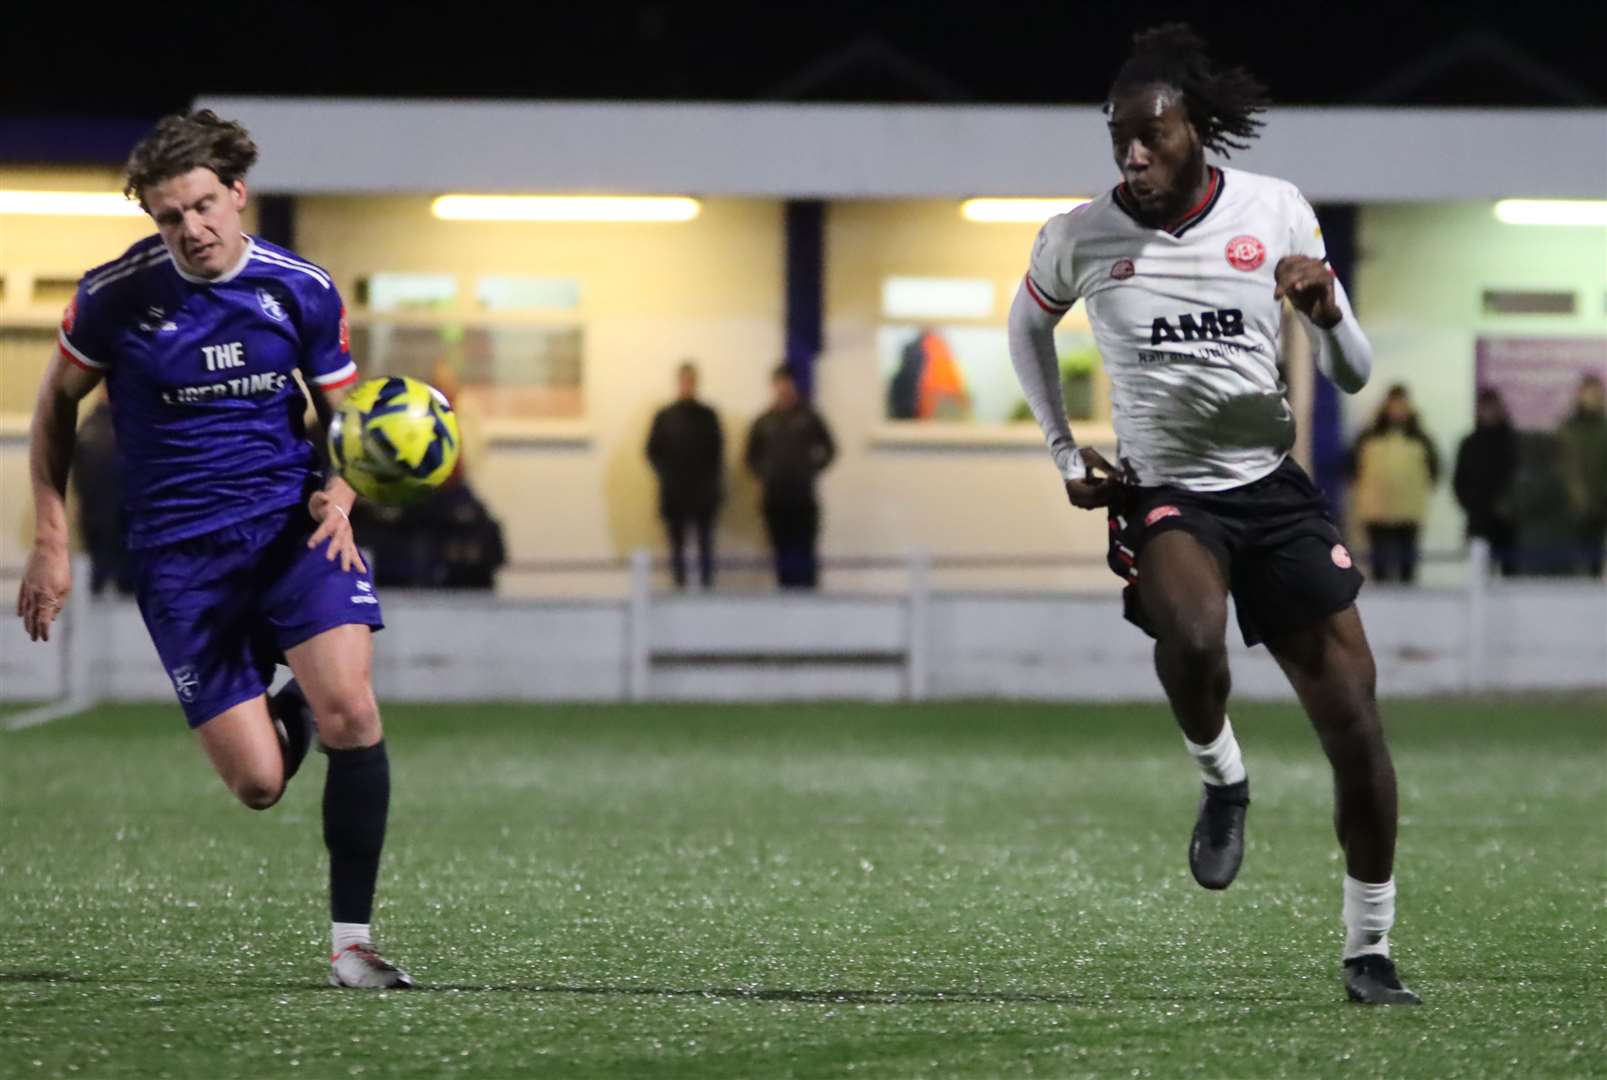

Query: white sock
[
  {"left": 331, "top": 922, "right": 371, "bottom": 957},
  {"left": 1183, "top": 716, "right": 1247, "bottom": 786},
  {"left": 1342, "top": 875, "right": 1395, "bottom": 959}
]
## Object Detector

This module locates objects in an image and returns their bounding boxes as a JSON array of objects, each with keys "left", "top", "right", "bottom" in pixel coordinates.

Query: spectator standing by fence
[
  {"left": 1558, "top": 374, "right": 1607, "bottom": 577},
  {"left": 1453, "top": 388, "right": 1519, "bottom": 576},
  {"left": 646, "top": 361, "right": 725, "bottom": 589},
  {"left": 1350, "top": 384, "right": 1439, "bottom": 583},
  {"left": 69, "top": 396, "right": 133, "bottom": 596},
  {"left": 745, "top": 366, "right": 836, "bottom": 589}
]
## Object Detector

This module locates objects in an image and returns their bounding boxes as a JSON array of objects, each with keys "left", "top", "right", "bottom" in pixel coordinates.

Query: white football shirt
[{"left": 1024, "top": 166, "right": 1331, "bottom": 491}]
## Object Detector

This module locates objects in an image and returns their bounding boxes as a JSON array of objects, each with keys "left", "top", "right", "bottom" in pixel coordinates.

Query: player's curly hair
[
  {"left": 123, "top": 110, "right": 259, "bottom": 207},
  {"left": 1107, "top": 23, "right": 1269, "bottom": 156}
]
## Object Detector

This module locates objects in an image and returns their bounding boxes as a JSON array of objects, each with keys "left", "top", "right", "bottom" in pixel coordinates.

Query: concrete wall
[
  {"left": 200, "top": 99, "right": 1607, "bottom": 202},
  {"left": 8, "top": 578, "right": 1602, "bottom": 706}
]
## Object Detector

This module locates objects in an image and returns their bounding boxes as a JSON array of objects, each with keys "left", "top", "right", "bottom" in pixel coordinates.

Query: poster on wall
[
  {"left": 1474, "top": 336, "right": 1607, "bottom": 430},
  {"left": 876, "top": 274, "right": 1107, "bottom": 427},
  {"left": 877, "top": 325, "right": 1102, "bottom": 424},
  {"left": 348, "top": 323, "right": 585, "bottom": 419}
]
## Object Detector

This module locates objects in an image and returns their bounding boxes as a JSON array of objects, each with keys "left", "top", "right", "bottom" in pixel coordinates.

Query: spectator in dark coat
[
  {"left": 646, "top": 361, "right": 725, "bottom": 589},
  {"left": 1558, "top": 374, "right": 1607, "bottom": 577},
  {"left": 1453, "top": 388, "right": 1519, "bottom": 576},
  {"left": 69, "top": 399, "right": 133, "bottom": 596},
  {"left": 1509, "top": 433, "right": 1578, "bottom": 577},
  {"left": 745, "top": 366, "right": 836, "bottom": 589}
]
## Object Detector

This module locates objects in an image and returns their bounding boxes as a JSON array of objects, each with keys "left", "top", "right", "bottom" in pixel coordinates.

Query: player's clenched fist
[
  {"left": 1065, "top": 447, "right": 1123, "bottom": 510},
  {"left": 1274, "top": 256, "right": 1342, "bottom": 328},
  {"left": 17, "top": 542, "right": 71, "bottom": 642}
]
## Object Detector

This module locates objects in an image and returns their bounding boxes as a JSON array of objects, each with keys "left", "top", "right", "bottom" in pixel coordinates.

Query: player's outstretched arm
[
  {"left": 1275, "top": 256, "right": 1373, "bottom": 394},
  {"left": 18, "top": 354, "right": 102, "bottom": 642}
]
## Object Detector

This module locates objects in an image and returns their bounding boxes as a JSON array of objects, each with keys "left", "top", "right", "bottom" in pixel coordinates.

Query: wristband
[{"left": 1054, "top": 443, "right": 1088, "bottom": 484}]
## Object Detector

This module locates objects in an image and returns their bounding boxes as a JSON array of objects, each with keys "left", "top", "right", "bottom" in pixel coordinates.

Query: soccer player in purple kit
[{"left": 18, "top": 111, "right": 411, "bottom": 988}]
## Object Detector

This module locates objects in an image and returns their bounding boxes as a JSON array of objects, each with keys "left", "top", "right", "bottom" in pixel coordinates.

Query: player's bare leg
[
  {"left": 195, "top": 699, "right": 287, "bottom": 810},
  {"left": 1265, "top": 607, "right": 1395, "bottom": 880},
  {"left": 286, "top": 624, "right": 411, "bottom": 989},
  {"left": 1266, "top": 607, "right": 1418, "bottom": 1004},
  {"left": 193, "top": 680, "right": 320, "bottom": 810},
  {"left": 1139, "top": 531, "right": 1232, "bottom": 744},
  {"left": 1137, "top": 530, "right": 1249, "bottom": 890},
  {"left": 288, "top": 624, "right": 381, "bottom": 751}
]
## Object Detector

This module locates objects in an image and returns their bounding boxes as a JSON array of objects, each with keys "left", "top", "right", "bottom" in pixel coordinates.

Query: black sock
[
  {"left": 268, "top": 680, "right": 315, "bottom": 783},
  {"left": 323, "top": 740, "right": 390, "bottom": 925}
]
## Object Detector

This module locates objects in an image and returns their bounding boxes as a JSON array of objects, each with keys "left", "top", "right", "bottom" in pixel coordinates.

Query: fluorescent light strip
[
  {"left": 1493, "top": 199, "right": 1607, "bottom": 227},
  {"left": 0, "top": 190, "right": 143, "bottom": 217},
  {"left": 961, "top": 197, "right": 1091, "bottom": 223},
  {"left": 431, "top": 195, "right": 700, "bottom": 222}
]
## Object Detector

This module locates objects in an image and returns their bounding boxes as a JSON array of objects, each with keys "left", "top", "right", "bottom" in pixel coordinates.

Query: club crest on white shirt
[{"left": 1225, "top": 235, "right": 1266, "bottom": 272}]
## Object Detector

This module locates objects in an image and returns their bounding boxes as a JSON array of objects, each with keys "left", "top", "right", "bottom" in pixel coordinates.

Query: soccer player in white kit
[{"left": 1009, "top": 25, "right": 1418, "bottom": 1005}]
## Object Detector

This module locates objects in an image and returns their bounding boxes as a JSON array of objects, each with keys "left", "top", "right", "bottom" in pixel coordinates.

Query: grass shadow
[
  {"left": 0, "top": 971, "right": 94, "bottom": 984},
  {"left": 413, "top": 983, "right": 1319, "bottom": 1007}
]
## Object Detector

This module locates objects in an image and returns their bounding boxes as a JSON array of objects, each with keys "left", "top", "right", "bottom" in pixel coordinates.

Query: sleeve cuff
[
  {"left": 58, "top": 331, "right": 106, "bottom": 372},
  {"left": 310, "top": 360, "right": 359, "bottom": 390}
]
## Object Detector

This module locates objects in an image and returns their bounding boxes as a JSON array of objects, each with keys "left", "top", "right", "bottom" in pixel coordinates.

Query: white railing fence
[
  {"left": 4, "top": 561, "right": 97, "bottom": 729},
  {"left": 4, "top": 541, "right": 1604, "bottom": 722}
]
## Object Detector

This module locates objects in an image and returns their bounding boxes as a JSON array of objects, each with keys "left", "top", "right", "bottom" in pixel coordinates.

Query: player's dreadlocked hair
[
  {"left": 124, "top": 110, "right": 259, "bottom": 207},
  {"left": 1107, "top": 23, "right": 1269, "bottom": 156}
]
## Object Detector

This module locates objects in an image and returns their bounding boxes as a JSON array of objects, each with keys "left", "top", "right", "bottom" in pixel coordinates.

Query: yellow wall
[
  {"left": 818, "top": 200, "right": 1116, "bottom": 586},
  {"left": 296, "top": 196, "right": 786, "bottom": 579}
]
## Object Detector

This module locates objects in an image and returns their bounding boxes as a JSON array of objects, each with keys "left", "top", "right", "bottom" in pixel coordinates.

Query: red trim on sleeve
[
  {"left": 59, "top": 342, "right": 102, "bottom": 373},
  {"left": 320, "top": 369, "right": 360, "bottom": 392},
  {"left": 1023, "top": 274, "right": 1069, "bottom": 314}
]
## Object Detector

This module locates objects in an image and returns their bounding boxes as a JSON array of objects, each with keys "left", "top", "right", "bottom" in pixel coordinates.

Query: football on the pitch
[{"left": 328, "top": 375, "right": 461, "bottom": 504}]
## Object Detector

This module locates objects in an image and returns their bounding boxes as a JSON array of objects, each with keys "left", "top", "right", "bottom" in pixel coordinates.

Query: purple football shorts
[{"left": 131, "top": 506, "right": 383, "bottom": 727}]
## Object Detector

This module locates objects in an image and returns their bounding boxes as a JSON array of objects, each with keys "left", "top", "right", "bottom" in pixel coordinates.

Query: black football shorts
[{"left": 1106, "top": 456, "right": 1363, "bottom": 647}]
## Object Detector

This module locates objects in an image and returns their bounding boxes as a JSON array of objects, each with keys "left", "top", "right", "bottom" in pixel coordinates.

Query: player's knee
[
  {"left": 316, "top": 690, "right": 382, "bottom": 749},
  {"left": 1163, "top": 606, "right": 1229, "bottom": 666},
  {"left": 233, "top": 775, "right": 283, "bottom": 811}
]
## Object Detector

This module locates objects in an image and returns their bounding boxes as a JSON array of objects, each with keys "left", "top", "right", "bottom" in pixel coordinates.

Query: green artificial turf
[{"left": 2, "top": 699, "right": 1603, "bottom": 1078}]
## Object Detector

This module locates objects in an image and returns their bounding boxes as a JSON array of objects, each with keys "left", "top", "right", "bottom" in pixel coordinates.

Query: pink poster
[{"left": 1475, "top": 337, "right": 1607, "bottom": 431}]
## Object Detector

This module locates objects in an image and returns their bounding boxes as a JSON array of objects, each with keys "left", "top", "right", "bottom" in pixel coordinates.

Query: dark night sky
[{"left": 5, "top": 0, "right": 1606, "bottom": 118}]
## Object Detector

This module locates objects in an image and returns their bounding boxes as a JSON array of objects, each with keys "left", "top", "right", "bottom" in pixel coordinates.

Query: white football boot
[{"left": 328, "top": 943, "right": 414, "bottom": 989}]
